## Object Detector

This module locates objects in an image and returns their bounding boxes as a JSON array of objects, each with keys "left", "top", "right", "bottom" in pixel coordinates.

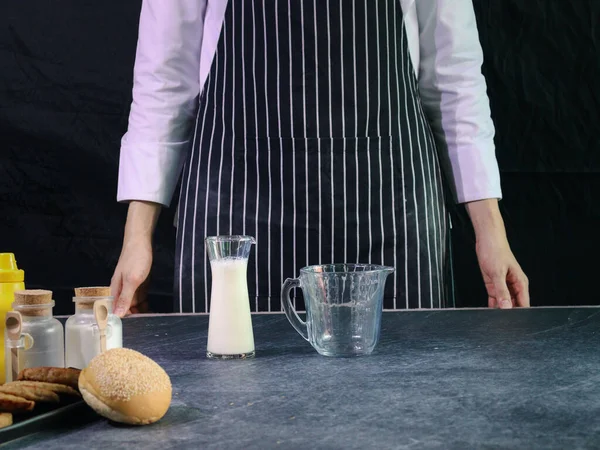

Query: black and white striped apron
[{"left": 175, "top": 0, "right": 449, "bottom": 313}]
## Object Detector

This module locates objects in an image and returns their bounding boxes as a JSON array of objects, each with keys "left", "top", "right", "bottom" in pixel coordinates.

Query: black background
[{"left": 1, "top": 1, "right": 599, "bottom": 315}]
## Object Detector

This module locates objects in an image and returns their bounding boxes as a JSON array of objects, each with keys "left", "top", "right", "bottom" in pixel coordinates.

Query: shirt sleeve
[
  {"left": 416, "top": 0, "right": 502, "bottom": 204},
  {"left": 117, "top": 0, "right": 207, "bottom": 207}
]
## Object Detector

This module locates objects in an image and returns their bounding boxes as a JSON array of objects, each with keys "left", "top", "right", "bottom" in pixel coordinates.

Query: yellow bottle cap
[{"left": 0, "top": 253, "right": 25, "bottom": 283}]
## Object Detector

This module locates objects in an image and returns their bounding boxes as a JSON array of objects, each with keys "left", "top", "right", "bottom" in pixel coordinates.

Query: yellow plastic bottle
[{"left": 0, "top": 253, "right": 25, "bottom": 384}]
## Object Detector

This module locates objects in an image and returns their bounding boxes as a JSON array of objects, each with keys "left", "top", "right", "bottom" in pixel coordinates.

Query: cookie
[
  {"left": 0, "top": 384, "right": 59, "bottom": 403},
  {"left": 0, "top": 393, "right": 34, "bottom": 413},
  {"left": 17, "top": 367, "right": 81, "bottom": 389}
]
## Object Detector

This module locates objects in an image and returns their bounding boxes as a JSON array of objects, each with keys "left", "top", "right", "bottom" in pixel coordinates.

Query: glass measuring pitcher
[
  {"left": 281, "top": 264, "right": 394, "bottom": 357},
  {"left": 206, "top": 236, "right": 256, "bottom": 359}
]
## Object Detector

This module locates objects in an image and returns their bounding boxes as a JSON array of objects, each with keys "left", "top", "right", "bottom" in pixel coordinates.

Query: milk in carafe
[
  {"left": 207, "top": 259, "right": 255, "bottom": 356},
  {"left": 205, "top": 236, "right": 256, "bottom": 359}
]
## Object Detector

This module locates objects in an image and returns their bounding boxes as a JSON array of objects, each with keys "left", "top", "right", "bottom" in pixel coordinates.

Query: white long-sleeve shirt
[{"left": 117, "top": 0, "right": 502, "bottom": 207}]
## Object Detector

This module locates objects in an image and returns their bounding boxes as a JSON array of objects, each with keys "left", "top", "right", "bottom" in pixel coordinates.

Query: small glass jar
[
  {"left": 65, "top": 296, "right": 122, "bottom": 369},
  {"left": 4, "top": 301, "right": 64, "bottom": 382}
]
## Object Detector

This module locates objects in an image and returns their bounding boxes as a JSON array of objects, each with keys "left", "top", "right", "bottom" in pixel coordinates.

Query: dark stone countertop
[{"left": 3, "top": 307, "right": 600, "bottom": 449}]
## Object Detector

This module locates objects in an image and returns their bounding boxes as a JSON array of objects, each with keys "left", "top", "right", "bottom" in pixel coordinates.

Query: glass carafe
[
  {"left": 4, "top": 292, "right": 64, "bottom": 382},
  {"left": 206, "top": 235, "right": 256, "bottom": 359}
]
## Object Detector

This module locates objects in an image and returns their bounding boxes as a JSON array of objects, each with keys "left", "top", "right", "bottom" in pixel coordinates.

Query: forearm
[
  {"left": 464, "top": 199, "right": 506, "bottom": 241},
  {"left": 123, "top": 201, "right": 162, "bottom": 245}
]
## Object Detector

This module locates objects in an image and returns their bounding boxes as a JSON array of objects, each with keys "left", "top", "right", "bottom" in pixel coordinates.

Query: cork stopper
[
  {"left": 12, "top": 289, "right": 54, "bottom": 316},
  {"left": 13, "top": 289, "right": 52, "bottom": 305},
  {"left": 74, "top": 286, "right": 112, "bottom": 309},
  {"left": 74, "top": 286, "right": 111, "bottom": 297}
]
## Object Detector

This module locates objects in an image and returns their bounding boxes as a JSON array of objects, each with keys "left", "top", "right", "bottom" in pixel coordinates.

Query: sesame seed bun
[{"left": 78, "top": 348, "right": 172, "bottom": 425}]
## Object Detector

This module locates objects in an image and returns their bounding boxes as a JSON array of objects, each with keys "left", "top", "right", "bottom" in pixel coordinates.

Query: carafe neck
[{"left": 206, "top": 235, "right": 256, "bottom": 261}]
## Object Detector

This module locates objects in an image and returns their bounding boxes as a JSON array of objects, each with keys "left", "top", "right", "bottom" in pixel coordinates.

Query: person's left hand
[
  {"left": 475, "top": 234, "right": 530, "bottom": 309},
  {"left": 125, "top": 276, "right": 151, "bottom": 316}
]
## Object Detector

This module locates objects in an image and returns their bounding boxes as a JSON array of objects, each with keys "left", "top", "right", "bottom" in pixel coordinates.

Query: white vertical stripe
[
  {"left": 327, "top": 0, "right": 334, "bottom": 264},
  {"left": 376, "top": 1, "right": 384, "bottom": 266},
  {"left": 436, "top": 156, "right": 446, "bottom": 307},
  {"left": 438, "top": 213, "right": 446, "bottom": 307},
  {"left": 352, "top": 0, "right": 360, "bottom": 263},
  {"left": 404, "top": 31, "right": 432, "bottom": 309},
  {"left": 425, "top": 123, "right": 445, "bottom": 307},
  {"left": 392, "top": 0, "right": 409, "bottom": 309},
  {"left": 276, "top": 1, "right": 285, "bottom": 309},
  {"left": 445, "top": 212, "right": 450, "bottom": 304},
  {"left": 415, "top": 125, "right": 433, "bottom": 308},
  {"left": 340, "top": 2, "right": 348, "bottom": 265},
  {"left": 425, "top": 107, "right": 446, "bottom": 306},
  {"left": 262, "top": 3, "right": 272, "bottom": 311},
  {"left": 252, "top": 0, "right": 260, "bottom": 312},
  {"left": 411, "top": 70, "right": 441, "bottom": 308},
  {"left": 364, "top": 1, "right": 372, "bottom": 265},
  {"left": 423, "top": 130, "right": 441, "bottom": 307},
  {"left": 178, "top": 98, "right": 203, "bottom": 313},
  {"left": 313, "top": 0, "right": 322, "bottom": 264},
  {"left": 202, "top": 53, "right": 221, "bottom": 314},
  {"left": 429, "top": 132, "right": 443, "bottom": 307},
  {"left": 288, "top": 0, "right": 297, "bottom": 308},
  {"left": 402, "top": 14, "right": 444, "bottom": 308},
  {"left": 385, "top": 0, "right": 398, "bottom": 305},
  {"left": 216, "top": 20, "right": 227, "bottom": 237},
  {"left": 301, "top": 1, "right": 309, "bottom": 270},
  {"left": 229, "top": 2, "right": 236, "bottom": 235},
  {"left": 242, "top": 1, "right": 249, "bottom": 237},
  {"left": 190, "top": 73, "right": 212, "bottom": 313},
  {"left": 399, "top": 19, "right": 421, "bottom": 308},
  {"left": 175, "top": 197, "right": 181, "bottom": 311}
]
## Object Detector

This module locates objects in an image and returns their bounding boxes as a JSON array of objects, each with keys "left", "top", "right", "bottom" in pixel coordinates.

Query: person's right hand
[
  {"left": 110, "top": 201, "right": 161, "bottom": 317},
  {"left": 110, "top": 238, "right": 153, "bottom": 317}
]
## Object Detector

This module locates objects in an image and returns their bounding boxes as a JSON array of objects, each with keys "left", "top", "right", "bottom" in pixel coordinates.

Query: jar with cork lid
[
  {"left": 4, "top": 289, "right": 65, "bottom": 383},
  {"left": 65, "top": 287, "right": 123, "bottom": 369}
]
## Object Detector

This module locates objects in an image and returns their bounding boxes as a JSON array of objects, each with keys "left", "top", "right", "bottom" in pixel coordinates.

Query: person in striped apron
[{"left": 111, "top": 0, "right": 530, "bottom": 317}]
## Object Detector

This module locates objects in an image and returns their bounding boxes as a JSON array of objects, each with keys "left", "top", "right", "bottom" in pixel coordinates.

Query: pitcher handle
[{"left": 281, "top": 278, "right": 308, "bottom": 341}]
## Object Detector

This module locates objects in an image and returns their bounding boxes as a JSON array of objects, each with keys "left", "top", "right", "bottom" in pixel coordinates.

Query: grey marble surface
[{"left": 3, "top": 308, "right": 600, "bottom": 449}]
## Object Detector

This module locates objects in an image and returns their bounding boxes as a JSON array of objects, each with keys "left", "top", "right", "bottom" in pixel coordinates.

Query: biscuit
[
  {"left": 17, "top": 367, "right": 81, "bottom": 389},
  {"left": 6, "top": 381, "right": 80, "bottom": 397},
  {"left": 0, "top": 393, "right": 35, "bottom": 413},
  {"left": 0, "top": 384, "right": 59, "bottom": 403}
]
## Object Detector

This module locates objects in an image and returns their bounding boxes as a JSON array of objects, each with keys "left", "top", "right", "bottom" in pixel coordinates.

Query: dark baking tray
[{"left": 0, "top": 397, "right": 98, "bottom": 445}]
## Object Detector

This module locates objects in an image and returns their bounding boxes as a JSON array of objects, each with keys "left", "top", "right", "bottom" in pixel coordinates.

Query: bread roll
[{"left": 78, "top": 348, "right": 171, "bottom": 425}]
